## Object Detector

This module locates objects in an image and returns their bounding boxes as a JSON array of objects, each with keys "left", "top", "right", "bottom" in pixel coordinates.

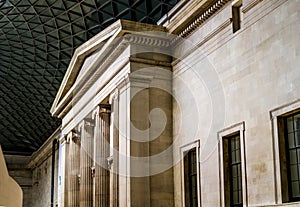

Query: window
[
  {"left": 184, "top": 148, "right": 198, "bottom": 207},
  {"left": 219, "top": 122, "right": 247, "bottom": 207},
  {"left": 227, "top": 134, "right": 243, "bottom": 207},
  {"left": 232, "top": 0, "right": 242, "bottom": 33},
  {"left": 271, "top": 100, "right": 300, "bottom": 203},
  {"left": 181, "top": 141, "right": 200, "bottom": 207},
  {"left": 284, "top": 112, "right": 300, "bottom": 201}
]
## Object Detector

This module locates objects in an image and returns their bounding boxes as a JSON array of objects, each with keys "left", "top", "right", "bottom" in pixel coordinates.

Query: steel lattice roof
[{"left": 0, "top": 0, "right": 178, "bottom": 155}]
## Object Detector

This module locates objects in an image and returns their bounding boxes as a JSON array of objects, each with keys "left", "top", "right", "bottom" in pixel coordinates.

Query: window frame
[
  {"left": 285, "top": 112, "right": 300, "bottom": 201},
  {"left": 232, "top": 0, "right": 242, "bottom": 33},
  {"left": 181, "top": 140, "right": 201, "bottom": 207},
  {"left": 228, "top": 133, "right": 243, "bottom": 207},
  {"left": 219, "top": 122, "right": 247, "bottom": 207},
  {"left": 271, "top": 100, "right": 300, "bottom": 203}
]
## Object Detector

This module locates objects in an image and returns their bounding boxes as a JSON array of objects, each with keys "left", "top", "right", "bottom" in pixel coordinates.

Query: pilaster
[
  {"left": 57, "top": 134, "right": 69, "bottom": 207},
  {"left": 109, "top": 90, "right": 120, "bottom": 207},
  {"left": 93, "top": 105, "right": 111, "bottom": 207},
  {"left": 79, "top": 120, "right": 94, "bottom": 207},
  {"left": 68, "top": 131, "right": 81, "bottom": 207}
]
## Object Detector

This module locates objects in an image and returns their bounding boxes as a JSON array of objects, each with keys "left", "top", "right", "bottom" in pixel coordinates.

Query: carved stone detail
[{"left": 177, "top": 0, "right": 231, "bottom": 39}]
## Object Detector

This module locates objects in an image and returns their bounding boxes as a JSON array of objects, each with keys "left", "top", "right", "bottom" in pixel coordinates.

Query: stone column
[
  {"left": 57, "top": 135, "right": 69, "bottom": 207},
  {"left": 117, "top": 61, "right": 173, "bottom": 207},
  {"left": 68, "top": 131, "right": 80, "bottom": 207},
  {"left": 111, "top": 92, "right": 119, "bottom": 207},
  {"left": 106, "top": 91, "right": 119, "bottom": 207},
  {"left": 79, "top": 120, "right": 94, "bottom": 207},
  {"left": 116, "top": 74, "right": 152, "bottom": 207},
  {"left": 93, "top": 105, "right": 110, "bottom": 207}
]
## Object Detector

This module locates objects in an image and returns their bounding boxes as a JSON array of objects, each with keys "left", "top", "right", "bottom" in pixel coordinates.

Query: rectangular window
[
  {"left": 184, "top": 148, "right": 198, "bottom": 207},
  {"left": 285, "top": 112, "right": 300, "bottom": 201},
  {"left": 271, "top": 101, "right": 300, "bottom": 203},
  {"left": 181, "top": 141, "right": 200, "bottom": 207},
  {"left": 228, "top": 135, "right": 243, "bottom": 207},
  {"left": 219, "top": 122, "right": 246, "bottom": 207},
  {"left": 232, "top": 0, "right": 242, "bottom": 33}
]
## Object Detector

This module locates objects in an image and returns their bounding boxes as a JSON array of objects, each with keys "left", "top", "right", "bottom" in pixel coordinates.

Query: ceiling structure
[{"left": 0, "top": 0, "right": 179, "bottom": 155}]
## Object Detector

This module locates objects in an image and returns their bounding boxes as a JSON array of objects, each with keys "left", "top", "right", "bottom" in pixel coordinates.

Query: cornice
[
  {"left": 172, "top": 18, "right": 232, "bottom": 67},
  {"left": 129, "top": 57, "right": 171, "bottom": 67},
  {"left": 165, "top": 0, "right": 230, "bottom": 36},
  {"left": 178, "top": 0, "right": 231, "bottom": 38},
  {"left": 124, "top": 34, "right": 170, "bottom": 48},
  {"left": 242, "top": 0, "right": 263, "bottom": 13}
]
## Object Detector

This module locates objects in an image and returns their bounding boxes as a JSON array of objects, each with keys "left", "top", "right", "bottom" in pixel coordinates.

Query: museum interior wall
[
  {"left": 4, "top": 129, "right": 60, "bottom": 207},
  {"left": 172, "top": 0, "right": 300, "bottom": 206},
  {"left": 3, "top": 0, "right": 300, "bottom": 207}
]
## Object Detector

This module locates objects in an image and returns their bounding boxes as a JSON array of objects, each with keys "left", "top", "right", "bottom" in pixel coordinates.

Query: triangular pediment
[{"left": 50, "top": 20, "right": 166, "bottom": 118}]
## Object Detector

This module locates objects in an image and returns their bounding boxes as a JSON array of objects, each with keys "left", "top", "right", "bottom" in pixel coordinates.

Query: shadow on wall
[{"left": 0, "top": 145, "right": 23, "bottom": 207}]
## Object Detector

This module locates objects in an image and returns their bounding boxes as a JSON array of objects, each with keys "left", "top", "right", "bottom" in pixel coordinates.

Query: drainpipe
[{"left": 51, "top": 139, "right": 58, "bottom": 207}]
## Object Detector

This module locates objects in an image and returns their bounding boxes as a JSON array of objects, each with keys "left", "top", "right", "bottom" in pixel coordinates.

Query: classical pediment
[{"left": 50, "top": 20, "right": 166, "bottom": 118}]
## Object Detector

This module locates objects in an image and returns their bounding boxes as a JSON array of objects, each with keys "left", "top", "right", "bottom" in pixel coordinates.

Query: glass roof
[{"left": 0, "top": 0, "right": 178, "bottom": 155}]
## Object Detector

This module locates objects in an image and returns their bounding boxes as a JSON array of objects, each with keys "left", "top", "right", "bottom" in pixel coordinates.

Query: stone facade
[
  {"left": 5, "top": 129, "right": 60, "bottom": 207},
  {"left": 5, "top": 0, "right": 300, "bottom": 206},
  {"left": 50, "top": 19, "right": 174, "bottom": 207},
  {"left": 170, "top": 0, "right": 300, "bottom": 206},
  {"left": 50, "top": 0, "right": 300, "bottom": 206},
  {"left": 29, "top": 147, "right": 59, "bottom": 207}
]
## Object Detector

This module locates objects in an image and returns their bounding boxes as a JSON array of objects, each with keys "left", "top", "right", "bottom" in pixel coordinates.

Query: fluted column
[
  {"left": 68, "top": 131, "right": 80, "bottom": 207},
  {"left": 111, "top": 92, "right": 119, "bottom": 207},
  {"left": 79, "top": 120, "right": 94, "bottom": 207},
  {"left": 93, "top": 105, "right": 110, "bottom": 207},
  {"left": 58, "top": 135, "right": 69, "bottom": 207}
]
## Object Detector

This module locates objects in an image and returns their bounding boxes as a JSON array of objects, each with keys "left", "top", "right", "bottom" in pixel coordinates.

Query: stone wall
[
  {"left": 5, "top": 148, "right": 59, "bottom": 207},
  {"left": 172, "top": 0, "right": 300, "bottom": 206},
  {"left": 4, "top": 1, "right": 297, "bottom": 207},
  {"left": 5, "top": 154, "right": 32, "bottom": 207},
  {"left": 30, "top": 149, "right": 59, "bottom": 207}
]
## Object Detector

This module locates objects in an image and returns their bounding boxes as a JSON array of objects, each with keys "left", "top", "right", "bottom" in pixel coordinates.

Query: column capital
[
  {"left": 78, "top": 120, "right": 84, "bottom": 132},
  {"left": 70, "top": 130, "right": 81, "bottom": 143},
  {"left": 115, "top": 71, "right": 153, "bottom": 90},
  {"left": 90, "top": 166, "right": 95, "bottom": 178},
  {"left": 109, "top": 89, "right": 119, "bottom": 104},
  {"left": 84, "top": 118, "right": 95, "bottom": 127},
  {"left": 78, "top": 119, "right": 95, "bottom": 132},
  {"left": 59, "top": 134, "right": 69, "bottom": 144},
  {"left": 77, "top": 174, "right": 81, "bottom": 185},
  {"left": 107, "top": 156, "right": 113, "bottom": 170},
  {"left": 92, "top": 106, "right": 100, "bottom": 119},
  {"left": 99, "top": 104, "right": 111, "bottom": 114},
  {"left": 122, "top": 72, "right": 153, "bottom": 89},
  {"left": 92, "top": 105, "right": 111, "bottom": 120}
]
